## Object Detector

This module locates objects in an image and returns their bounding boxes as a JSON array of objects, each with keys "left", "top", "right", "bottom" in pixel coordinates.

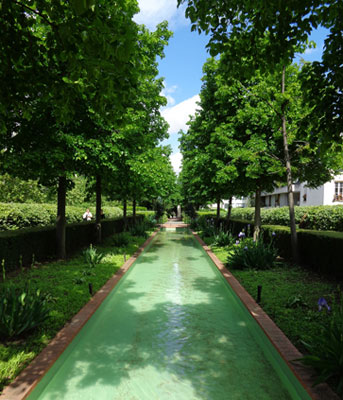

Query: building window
[{"left": 334, "top": 182, "right": 343, "bottom": 201}]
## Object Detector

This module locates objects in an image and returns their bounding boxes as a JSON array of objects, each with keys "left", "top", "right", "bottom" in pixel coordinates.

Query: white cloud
[
  {"left": 134, "top": 0, "right": 188, "bottom": 30},
  {"left": 161, "top": 84, "right": 178, "bottom": 106},
  {"left": 162, "top": 94, "right": 200, "bottom": 134},
  {"left": 170, "top": 152, "right": 183, "bottom": 175}
]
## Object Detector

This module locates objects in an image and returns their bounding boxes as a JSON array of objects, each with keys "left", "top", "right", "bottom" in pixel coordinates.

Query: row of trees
[
  {"left": 0, "top": 1, "right": 177, "bottom": 258},
  {"left": 178, "top": 0, "right": 343, "bottom": 260}
]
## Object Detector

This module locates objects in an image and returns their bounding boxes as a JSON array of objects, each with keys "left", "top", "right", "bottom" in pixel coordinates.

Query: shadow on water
[
  {"left": 136, "top": 254, "right": 159, "bottom": 263},
  {"left": 30, "top": 232, "right": 300, "bottom": 400}
]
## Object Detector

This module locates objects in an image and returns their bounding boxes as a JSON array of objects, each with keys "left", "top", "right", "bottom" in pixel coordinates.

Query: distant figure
[
  {"left": 83, "top": 208, "right": 92, "bottom": 221},
  {"left": 100, "top": 209, "right": 105, "bottom": 219}
]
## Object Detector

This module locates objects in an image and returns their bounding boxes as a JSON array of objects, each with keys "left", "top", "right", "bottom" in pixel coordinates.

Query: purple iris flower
[
  {"left": 272, "top": 231, "right": 276, "bottom": 236},
  {"left": 235, "top": 240, "right": 240, "bottom": 245},
  {"left": 238, "top": 231, "right": 245, "bottom": 238},
  {"left": 318, "top": 297, "right": 331, "bottom": 312}
]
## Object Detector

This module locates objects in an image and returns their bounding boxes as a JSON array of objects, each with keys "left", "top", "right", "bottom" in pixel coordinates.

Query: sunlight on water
[{"left": 28, "top": 228, "right": 311, "bottom": 400}]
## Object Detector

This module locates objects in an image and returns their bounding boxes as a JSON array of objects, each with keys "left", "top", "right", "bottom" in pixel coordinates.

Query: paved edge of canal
[{"left": 1, "top": 224, "right": 338, "bottom": 400}]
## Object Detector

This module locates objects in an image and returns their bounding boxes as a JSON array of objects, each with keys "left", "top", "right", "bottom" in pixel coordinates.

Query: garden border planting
[
  {"left": 229, "top": 205, "right": 343, "bottom": 232},
  {"left": 0, "top": 228, "right": 160, "bottom": 400},
  {"left": 0, "top": 216, "right": 144, "bottom": 272},
  {"left": 193, "top": 214, "right": 343, "bottom": 276},
  {"left": 192, "top": 231, "right": 339, "bottom": 400}
]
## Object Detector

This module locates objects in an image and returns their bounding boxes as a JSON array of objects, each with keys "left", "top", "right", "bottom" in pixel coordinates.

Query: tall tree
[
  {"left": 0, "top": 0, "right": 142, "bottom": 257},
  {"left": 300, "top": 1, "right": 343, "bottom": 151},
  {"left": 177, "top": 0, "right": 336, "bottom": 260}
]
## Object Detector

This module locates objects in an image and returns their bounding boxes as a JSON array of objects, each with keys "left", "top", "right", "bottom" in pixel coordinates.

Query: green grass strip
[{"left": 0, "top": 233, "right": 149, "bottom": 393}]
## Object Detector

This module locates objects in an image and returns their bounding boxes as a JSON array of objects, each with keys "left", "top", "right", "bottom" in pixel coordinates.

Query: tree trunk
[
  {"left": 56, "top": 176, "right": 67, "bottom": 259},
  {"left": 95, "top": 175, "right": 102, "bottom": 244},
  {"left": 253, "top": 188, "right": 261, "bottom": 241},
  {"left": 123, "top": 199, "right": 127, "bottom": 230},
  {"left": 226, "top": 196, "right": 233, "bottom": 222},
  {"left": 132, "top": 197, "right": 136, "bottom": 222},
  {"left": 281, "top": 65, "right": 298, "bottom": 262},
  {"left": 216, "top": 198, "right": 221, "bottom": 225}
]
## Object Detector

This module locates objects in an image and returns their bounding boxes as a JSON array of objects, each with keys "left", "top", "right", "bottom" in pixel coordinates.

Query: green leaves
[
  {"left": 227, "top": 238, "right": 278, "bottom": 270},
  {"left": 299, "top": 294, "right": 343, "bottom": 394},
  {"left": 0, "top": 284, "right": 51, "bottom": 338},
  {"left": 71, "top": 0, "right": 95, "bottom": 16}
]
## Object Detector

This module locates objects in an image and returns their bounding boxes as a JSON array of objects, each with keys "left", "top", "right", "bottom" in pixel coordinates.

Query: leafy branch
[{"left": 12, "top": 1, "right": 57, "bottom": 28}]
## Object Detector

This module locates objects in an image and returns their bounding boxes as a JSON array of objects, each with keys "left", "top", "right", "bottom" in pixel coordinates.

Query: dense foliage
[
  {"left": 0, "top": 1, "right": 177, "bottom": 258},
  {"left": 230, "top": 206, "right": 343, "bottom": 232},
  {"left": 300, "top": 294, "right": 343, "bottom": 394},
  {"left": 191, "top": 213, "right": 343, "bottom": 276},
  {"left": 227, "top": 238, "right": 278, "bottom": 270},
  {"left": 0, "top": 284, "right": 51, "bottom": 339},
  {"left": 0, "top": 203, "right": 123, "bottom": 231},
  {"left": 178, "top": 0, "right": 343, "bottom": 261}
]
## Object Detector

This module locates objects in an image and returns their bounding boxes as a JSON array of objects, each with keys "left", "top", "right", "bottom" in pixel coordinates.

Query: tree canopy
[{"left": 0, "top": 1, "right": 177, "bottom": 257}]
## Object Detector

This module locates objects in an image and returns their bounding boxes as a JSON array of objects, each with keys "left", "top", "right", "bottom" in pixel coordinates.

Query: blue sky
[{"left": 134, "top": 1, "right": 329, "bottom": 173}]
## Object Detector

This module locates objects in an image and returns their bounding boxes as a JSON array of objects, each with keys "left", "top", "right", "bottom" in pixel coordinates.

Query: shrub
[
  {"left": 200, "top": 225, "right": 216, "bottom": 239},
  {"left": 230, "top": 205, "right": 343, "bottom": 232},
  {"left": 0, "top": 203, "right": 123, "bottom": 231},
  {"left": 0, "top": 284, "right": 51, "bottom": 338},
  {"left": 227, "top": 238, "right": 278, "bottom": 270},
  {"left": 144, "top": 214, "right": 157, "bottom": 229},
  {"left": 83, "top": 244, "right": 104, "bottom": 268},
  {"left": 157, "top": 213, "right": 168, "bottom": 224},
  {"left": 188, "top": 218, "right": 199, "bottom": 230},
  {"left": 299, "top": 294, "right": 343, "bottom": 394},
  {"left": 0, "top": 216, "right": 143, "bottom": 272},
  {"left": 112, "top": 232, "right": 130, "bottom": 247},
  {"left": 213, "top": 230, "right": 234, "bottom": 247},
  {"left": 129, "top": 222, "right": 148, "bottom": 238},
  {"left": 125, "top": 205, "right": 147, "bottom": 212}
]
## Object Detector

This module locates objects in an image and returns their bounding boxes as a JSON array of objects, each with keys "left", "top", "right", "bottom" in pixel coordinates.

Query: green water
[{"left": 28, "top": 228, "right": 311, "bottom": 400}]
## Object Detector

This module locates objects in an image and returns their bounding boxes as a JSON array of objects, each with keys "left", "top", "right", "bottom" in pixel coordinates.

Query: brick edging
[
  {"left": 192, "top": 231, "right": 339, "bottom": 400},
  {"left": 0, "top": 229, "right": 160, "bottom": 400}
]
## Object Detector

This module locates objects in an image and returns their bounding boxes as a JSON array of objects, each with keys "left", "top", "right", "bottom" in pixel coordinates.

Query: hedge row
[
  {"left": 230, "top": 205, "right": 343, "bottom": 232},
  {"left": 125, "top": 206, "right": 148, "bottom": 211},
  {"left": 194, "top": 214, "right": 343, "bottom": 277},
  {"left": 0, "top": 215, "right": 143, "bottom": 272},
  {"left": 0, "top": 203, "right": 123, "bottom": 231}
]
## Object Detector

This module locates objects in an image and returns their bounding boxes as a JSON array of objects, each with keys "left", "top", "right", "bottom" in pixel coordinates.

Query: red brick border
[
  {"left": 192, "top": 231, "right": 339, "bottom": 400},
  {"left": 0, "top": 229, "right": 160, "bottom": 400},
  {"left": 160, "top": 222, "right": 189, "bottom": 228},
  {"left": 2, "top": 227, "right": 338, "bottom": 400}
]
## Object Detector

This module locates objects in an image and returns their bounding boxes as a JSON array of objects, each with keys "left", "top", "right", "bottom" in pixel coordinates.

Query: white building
[
  {"left": 222, "top": 197, "right": 248, "bottom": 209},
  {"left": 209, "top": 197, "right": 248, "bottom": 210},
  {"left": 261, "top": 174, "right": 343, "bottom": 207}
]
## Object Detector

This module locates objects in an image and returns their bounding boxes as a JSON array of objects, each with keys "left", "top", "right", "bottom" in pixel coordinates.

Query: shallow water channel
[{"left": 28, "top": 228, "right": 311, "bottom": 400}]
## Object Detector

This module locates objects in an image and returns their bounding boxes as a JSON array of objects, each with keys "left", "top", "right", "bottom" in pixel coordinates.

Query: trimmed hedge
[
  {"left": 125, "top": 206, "right": 148, "bottom": 211},
  {"left": 260, "top": 224, "right": 343, "bottom": 277},
  {"left": 0, "top": 215, "right": 143, "bottom": 272},
  {"left": 0, "top": 203, "right": 123, "bottom": 231},
  {"left": 194, "top": 214, "right": 343, "bottom": 277},
  {"left": 230, "top": 205, "right": 343, "bottom": 232}
]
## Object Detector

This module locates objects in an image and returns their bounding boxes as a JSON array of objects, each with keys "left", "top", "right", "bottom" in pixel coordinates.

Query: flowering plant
[
  {"left": 299, "top": 293, "right": 343, "bottom": 394},
  {"left": 318, "top": 297, "right": 331, "bottom": 312},
  {"left": 227, "top": 238, "right": 278, "bottom": 270}
]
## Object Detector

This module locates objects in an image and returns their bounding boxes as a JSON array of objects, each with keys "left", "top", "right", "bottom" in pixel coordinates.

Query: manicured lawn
[
  {"left": 204, "top": 237, "right": 339, "bottom": 352},
  {"left": 0, "top": 233, "right": 149, "bottom": 394}
]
